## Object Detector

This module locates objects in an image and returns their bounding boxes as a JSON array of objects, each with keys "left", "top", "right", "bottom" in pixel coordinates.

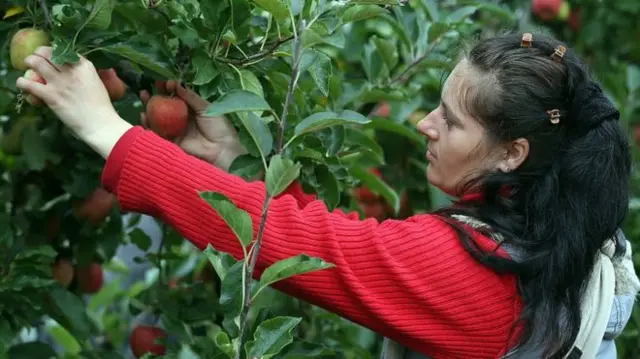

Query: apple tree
[{"left": 8, "top": 0, "right": 636, "bottom": 358}]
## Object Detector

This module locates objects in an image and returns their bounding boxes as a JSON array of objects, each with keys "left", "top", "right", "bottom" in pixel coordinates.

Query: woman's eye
[{"left": 442, "top": 113, "right": 452, "bottom": 127}]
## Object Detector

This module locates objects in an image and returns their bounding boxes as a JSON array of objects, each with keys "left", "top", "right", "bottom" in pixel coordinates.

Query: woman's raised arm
[{"left": 102, "top": 126, "right": 522, "bottom": 358}]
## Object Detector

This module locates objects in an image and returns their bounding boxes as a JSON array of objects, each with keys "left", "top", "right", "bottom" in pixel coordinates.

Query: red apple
[
  {"left": 75, "top": 262, "right": 103, "bottom": 294},
  {"left": 130, "top": 325, "right": 167, "bottom": 358},
  {"left": 52, "top": 259, "right": 74, "bottom": 288},
  {"left": 568, "top": 8, "right": 582, "bottom": 31},
  {"left": 531, "top": 0, "right": 569, "bottom": 21},
  {"left": 373, "top": 102, "right": 390, "bottom": 117},
  {"left": 146, "top": 95, "right": 189, "bottom": 139},
  {"left": 73, "top": 187, "right": 115, "bottom": 225},
  {"left": 98, "top": 68, "right": 127, "bottom": 101}
]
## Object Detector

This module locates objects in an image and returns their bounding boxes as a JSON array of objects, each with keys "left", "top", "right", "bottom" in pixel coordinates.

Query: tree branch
[
  {"left": 38, "top": 0, "right": 52, "bottom": 28},
  {"left": 388, "top": 36, "right": 444, "bottom": 86},
  {"left": 215, "top": 36, "right": 294, "bottom": 65},
  {"left": 234, "top": 19, "right": 306, "bottom": 357}
]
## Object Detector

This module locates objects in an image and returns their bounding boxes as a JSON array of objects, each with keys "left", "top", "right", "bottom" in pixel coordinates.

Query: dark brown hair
[{"left": 435, "top": 32, "right": 631, "bottom": 357}]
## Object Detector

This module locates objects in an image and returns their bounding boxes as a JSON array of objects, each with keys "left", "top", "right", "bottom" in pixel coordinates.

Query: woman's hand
[
  {"left": 15, "top": 46, "right": 126, "bottom": 142},
  {"left": 140, "top": 81, "right": 247, "bottom": 171}
]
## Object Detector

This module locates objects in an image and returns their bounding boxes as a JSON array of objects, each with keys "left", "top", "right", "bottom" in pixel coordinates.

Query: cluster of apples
[
  {"left": 9, "top": 27, "right": 184, "bottom": 357},
  {"left": 48, "top": 187, "right": 116, "bottom": 294},
  {"left": 9, "top": 27, "right": 189, "bottom": 140}
]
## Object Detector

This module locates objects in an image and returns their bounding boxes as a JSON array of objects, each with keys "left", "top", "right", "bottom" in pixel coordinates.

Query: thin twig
[
  {"left": 234, "top": 18, "right": 306, "bottom": 357},
  {"left": 38, "top": 0, "right": 52, "bottom": 28},
  {"left": 215, "top": 36, "right": 294, "bottom": 65},
  {"left": 276, "top": 26, "right": 304, "bottom": 151},
  {"left": 236, "top": 197, "right": 270, "bottom": 349},
  {"left": 388, "top": 36, "right": 444, "bottom": 86}
]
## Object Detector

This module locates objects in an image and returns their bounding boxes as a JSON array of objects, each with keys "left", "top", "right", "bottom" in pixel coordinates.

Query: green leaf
[
  {"left": 627, "top": 65, "right": 640, "bottom": 93},
  {"left": 372, "top": 35, "right": 398, "bottom": 71},
  {"left": 169, "top": 19, "right": 201, "bottom": 48},
  {"left": 47, "top": 287, "right": 94, "bottom": 342},
  {"left": 265, "top": 155, "right": 302, "bottom": 197},
  {"left": 244, "top": 316, "right": 303, "bottom": 358},
  {"left": 350, "top": 0, "right": 401, "bottom": 4},
  {"left": 219, "top": 260, "right": 246, "bottom": 318},
  {"left": 192, "top": 54, "right": 219, "bottom": 85},
  {"left": 305, "top": 51, "right": 333, "bottom": 97},
  {"left": 199, "top": 191, "right": 254, "bottom": 248},
  {"left": 178, "top": 345, "right": 201, "bottom": 359},
  {"left": 51, "top": 4, "right": 83, "bottom": 27},
  {"left": 420, "top": 0, "right": 439, "bottom": 21},
  {"left": 350, "top": 167, "right": 400, "bottom": 213},
  {"left": 256, "top": 254, "right": 334, "bottom": 296},
  {"left": 279, "top": 340, "right": 335, "bottom": 358},
  {"left": 21, "top": 126, "right": 51, "bottom": 171},
  {"left": 51, "top": 37, "right": 80, "bottom": 65},
  {"left": 204, "top": 90, "right": 272, "bottom": 117},
  {"left": 86, "top": 0, "right": 113, "bottom": 29},
  {"left": 253, "top": 0, "right": 290, "bottom": 21},
  {"left": 340, "top": 5, "right": 386, "bottom": 23},
  {"left": 8, "top": 342, "right": 57, "bottom": 359},
  {"left": 128, "top": 228, "right": 152, "bottom": 252},
  {"left": 344, "top": 128, "right": 384, "bottom": 164},
  {"left": 101, "top": 40, "right": 175, "bottom": 79},
  {"left": 294, "top": 110, "right": 371, "bottom": 136},
  {"left": 229, "top": 154, "right": 265, "bottom": 181},
  {"left": 364, "top": 117, "right": 426, "bottom": 148},
  {"left": 239, "top": 69, "right": 265, "bottom": 98},
  {"left": 314, "top": 165, "right": 340, "bottom": 210},
  {"left": 446, "top": 6, "right": 477, "bottom": 23},
  {"left": 46, "top": 324, "right": 81, "bottom": 355},
  {"left": 203, "top": 245, "right": 237, "bottom": 281},
  {"left": 236, "top": 112, "right": 273, "bottom": 161}
]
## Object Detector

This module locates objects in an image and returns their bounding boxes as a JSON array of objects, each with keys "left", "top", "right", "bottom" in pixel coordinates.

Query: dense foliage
[{"left": 1, "top": 0, "right": 639, "bottom": 358}]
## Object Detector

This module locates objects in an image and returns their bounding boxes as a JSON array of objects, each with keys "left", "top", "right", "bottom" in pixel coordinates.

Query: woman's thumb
[{"left": 166, "top": 80, "right": 209, "bottom": 110}]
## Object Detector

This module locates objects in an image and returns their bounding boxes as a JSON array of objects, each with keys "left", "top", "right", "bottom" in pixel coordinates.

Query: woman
[{"left": 16, "top": 33, "right": 640, "bottom": 358}]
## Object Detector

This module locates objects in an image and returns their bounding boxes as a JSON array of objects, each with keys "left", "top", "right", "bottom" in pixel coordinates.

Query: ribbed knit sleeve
[{"left": 101, "top": 126, "right": 522, "bottom": 359}]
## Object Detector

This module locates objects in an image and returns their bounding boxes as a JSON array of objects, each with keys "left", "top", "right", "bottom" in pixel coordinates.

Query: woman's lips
[{"left": 427, "top": 148, "right": 437, "bottom": 160}]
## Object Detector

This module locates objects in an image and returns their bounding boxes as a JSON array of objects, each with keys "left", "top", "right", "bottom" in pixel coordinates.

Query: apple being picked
[
  {"left": 10, "top": 28, "right": 50, "bottom": 71},
  {"left": 23, "top": 69, "right": 46, "bottom": 106},
  {"left": 146, "top": 95, "right": 189, "bottom": 139}
]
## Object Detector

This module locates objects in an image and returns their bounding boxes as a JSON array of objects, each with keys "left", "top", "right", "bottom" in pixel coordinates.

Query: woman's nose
[{"left": 416, "top": 113, "right": 439, "bottom": 141}]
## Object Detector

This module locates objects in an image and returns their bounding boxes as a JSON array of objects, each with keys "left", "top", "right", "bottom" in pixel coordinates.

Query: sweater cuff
[{"left": 101, "top": 125, "right": 146, "bottom": 193}]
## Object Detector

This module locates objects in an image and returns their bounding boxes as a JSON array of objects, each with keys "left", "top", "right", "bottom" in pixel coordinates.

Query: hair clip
[
  {"left": 550, "top": 45, "right": 567, "bottom": 62},
  {"left": 547, "top": 109, "right": 561, "bottom": 124},
  {"left": 520, "top": 33, "right": 533, "bottom": 48}
]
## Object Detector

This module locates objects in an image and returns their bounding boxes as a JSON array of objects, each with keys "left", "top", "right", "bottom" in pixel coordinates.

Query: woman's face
[{"left": 416, "top": 60, "right": 507, "bottom": 197}]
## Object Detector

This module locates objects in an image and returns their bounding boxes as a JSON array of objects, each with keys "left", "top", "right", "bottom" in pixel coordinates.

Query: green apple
[{"left": 10, "top": 28, "right": 50, "bottom": 71}]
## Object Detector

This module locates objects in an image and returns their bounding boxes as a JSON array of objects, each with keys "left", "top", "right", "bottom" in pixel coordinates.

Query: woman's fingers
[
  {"left": 16, "top": 76, "right": 51, "bottom": 103},
  {"left": 139, "top": 89, "right": 150, "bottom": 104},
  {"left": 166, "top": 80, "right": 209, "bottom": 111},
  {"left": 23, "top": 54, "right": 59, "bottom": 81},
  {"left": 140, "top": 112, "right": 149, "bottom": 128},
  {"left": 32, "top": 46, "right": 66, "bottom": 72}
]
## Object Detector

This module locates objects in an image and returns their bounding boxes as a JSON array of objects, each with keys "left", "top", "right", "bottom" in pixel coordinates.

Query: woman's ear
[{"left": 497, "top": 138, "right": 529, "bottom": 173}]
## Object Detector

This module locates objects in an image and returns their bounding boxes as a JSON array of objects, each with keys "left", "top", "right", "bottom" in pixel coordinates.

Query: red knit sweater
[{"left": 101, "top": 126, "right": 523, "bottom": 358}]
